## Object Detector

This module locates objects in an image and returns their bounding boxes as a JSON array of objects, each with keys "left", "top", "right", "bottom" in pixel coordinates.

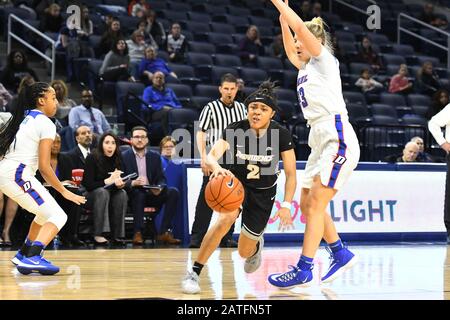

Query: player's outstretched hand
[
  {"left": 276, "top": 208, "right": 294, "bottom": 232},
  {"left": 210, "top": 167, "right": 234, "bottom": 180},
  {"left": 62, "top": 189, "right": 87, "bottom": 205}
]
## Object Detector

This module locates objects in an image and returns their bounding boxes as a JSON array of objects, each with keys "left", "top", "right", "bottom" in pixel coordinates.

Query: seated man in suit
[
  {"left": 122, "top": 126, "right": 181, "bottom": 245},
  {"left": 66, "top": 125, "right": 93, "bottom": 171}
]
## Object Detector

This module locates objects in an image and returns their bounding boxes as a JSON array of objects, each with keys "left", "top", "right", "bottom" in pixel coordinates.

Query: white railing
[
  {"left": 398, "top": 13, "right": 450, "bottom": 69},
  {"left": 329, "top": 0, "right": 377, "bottom": 15},
  {"left": 7, "top": 14, "right": 56, "bottom": 81}
]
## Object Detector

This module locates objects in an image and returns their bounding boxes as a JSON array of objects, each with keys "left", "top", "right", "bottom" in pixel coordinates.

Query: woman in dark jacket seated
[{"left": 83, "top": 133, "right": 127, "bottom": 246}]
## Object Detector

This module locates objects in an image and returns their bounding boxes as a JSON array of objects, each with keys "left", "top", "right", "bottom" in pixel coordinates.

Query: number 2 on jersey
[
  {"left": 247, "top": 164, "right": 260, "bottom": 180},
  {"left": 297, "top": 87, "right": 308, "bottom": 108}
]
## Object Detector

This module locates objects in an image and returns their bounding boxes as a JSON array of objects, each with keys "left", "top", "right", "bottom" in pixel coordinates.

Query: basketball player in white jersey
[
  {"left": 0, "top": 82, "right": 86, "bottom": 275},
  {"left": 267, "top": 0, "right": 360, "bottom": 288}
]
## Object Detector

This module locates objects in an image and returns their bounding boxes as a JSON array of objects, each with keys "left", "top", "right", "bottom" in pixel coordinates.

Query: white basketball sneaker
[{"left": 181, "top": 270, "right": 201, "bottom": 294}]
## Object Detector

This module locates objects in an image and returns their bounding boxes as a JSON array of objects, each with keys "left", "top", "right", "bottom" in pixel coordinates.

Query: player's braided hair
[
  {"left": 0, "top": 82, "right": 50, "bottom": 158},
  {"left": 244, "top": 80, "right": 279, "bottom": 111}
]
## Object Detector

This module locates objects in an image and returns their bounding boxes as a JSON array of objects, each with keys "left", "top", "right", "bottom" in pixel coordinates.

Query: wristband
[{"left": 280, "top": 201, "right": 292, "bottom": 210}]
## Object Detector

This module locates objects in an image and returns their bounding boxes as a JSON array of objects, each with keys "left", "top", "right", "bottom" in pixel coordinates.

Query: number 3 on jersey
[{"left": 297, "top": 87, "right": 308, "bottom": 108}]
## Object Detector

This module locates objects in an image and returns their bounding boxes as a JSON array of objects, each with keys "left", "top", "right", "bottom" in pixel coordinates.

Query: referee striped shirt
[{"left": 198, "top": 99, "right": 247, "bottom": 147}]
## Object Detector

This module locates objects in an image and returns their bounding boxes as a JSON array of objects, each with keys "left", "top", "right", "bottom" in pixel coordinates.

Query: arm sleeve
[
  {"left": 169, "top": 89, "right": 182, "bottom": 108},
  {"left": 311, "top": 45, "right": 339, "bottom": 75},
  {"left": 152, "top": 153, "right": 167, "bottom": 186},
  {"left": 198, "top": 104, "right": 211, "bottom": 132},
  {"left": 99, "top": 51, "right": 113, "bottom": 75},
  {"left": 82, "top": 154, "right": 105, "bottom": 191},
  {"left": 100, "top": 112, "right": 111, "bottom": 133},
  {"left": 429, "top": 103, "right": 450, "bottom": 146},
  {"left": 279, "top": 127, "right": 295, "bottom": 152},
  {"left": 38, "top": 116, "right": 57, "bottom": 140}
]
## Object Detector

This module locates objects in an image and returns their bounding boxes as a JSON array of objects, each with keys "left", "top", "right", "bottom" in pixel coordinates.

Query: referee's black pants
[
  {"left": 190, "top": 175, "right": 235, "bottom": 247},
  {"left": 444, "top": 154, "right": 450, "bottom": 237}
]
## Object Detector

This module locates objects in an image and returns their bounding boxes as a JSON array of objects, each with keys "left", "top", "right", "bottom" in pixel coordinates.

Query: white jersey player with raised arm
[{"left": 297, "top": 44, "right": 359, "bottom": 190}]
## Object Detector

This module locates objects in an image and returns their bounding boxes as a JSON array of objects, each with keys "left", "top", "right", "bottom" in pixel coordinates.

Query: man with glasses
[
  {"left": 69, "top": 89, "right": 111, "bottom": 137},
  {"left": 121, "top": 126, "right": 180, "bottom": 245}
]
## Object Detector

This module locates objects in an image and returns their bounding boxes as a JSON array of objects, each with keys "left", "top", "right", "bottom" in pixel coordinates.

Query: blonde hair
[
  {"left": 305, "top": 17, "right": 333, "bottom": 55},
  {"left": 50, "top": 79, "right": 69, "bottom": 100}
]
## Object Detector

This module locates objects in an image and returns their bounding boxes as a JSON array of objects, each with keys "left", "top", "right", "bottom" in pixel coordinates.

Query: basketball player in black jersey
[{"left": 182, "top": 81, "right": 297, "bottom": 294}]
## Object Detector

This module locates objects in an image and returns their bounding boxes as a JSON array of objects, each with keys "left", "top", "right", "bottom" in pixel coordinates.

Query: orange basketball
[{"left": 205, "top": 175, "right": 245, "bottom": 213}]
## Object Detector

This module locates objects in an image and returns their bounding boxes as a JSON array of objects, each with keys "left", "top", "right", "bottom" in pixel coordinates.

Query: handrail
[
  {"left": 329, "top": 0, "right": 377, "bottom": 16},
  {"left": 8, "top": 14, "right": 56, "bottom": 81},
  {"left": 398, "top": 13, "right": 450, "bottom": 69}
]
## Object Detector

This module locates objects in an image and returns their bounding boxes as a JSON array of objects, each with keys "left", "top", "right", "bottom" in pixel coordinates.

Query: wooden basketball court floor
[{"left": 1, "top": 244, "right": 449, "bottom": 300}]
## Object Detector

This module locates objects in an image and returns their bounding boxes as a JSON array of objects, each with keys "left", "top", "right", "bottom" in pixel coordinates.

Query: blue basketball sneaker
[
  {"left": 268, "top": 265, "right": 313, "bottom": 289},
  {"left": 321, "top": 246, "right": 358, "bottom": 283},
  {"left": 16, "top": 255, "right": 60, "bottom": 275},
  {"left": 11, "top": 250, "right": 24, "bottom": 266}
]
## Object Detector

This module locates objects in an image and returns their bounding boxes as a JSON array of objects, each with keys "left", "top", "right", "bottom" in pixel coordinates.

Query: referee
[
  {"left": 429, "top": 102, "right": 450, "bottom": 244},
  {"left": 190, "top": 73, "right": 247, "bottom": 248}
]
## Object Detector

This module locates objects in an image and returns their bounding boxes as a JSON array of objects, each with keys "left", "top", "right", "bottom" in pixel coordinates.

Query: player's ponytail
[
  {"left": 0, "top": 82, "right": 50, "bottom": 158},
  {"left": 305, "top": 17, "right": 333, "bottom": 54}
]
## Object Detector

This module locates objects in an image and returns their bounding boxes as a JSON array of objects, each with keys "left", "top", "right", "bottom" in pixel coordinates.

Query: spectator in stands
[
  {"left": 235, "top": 78, "right": 247, "bottom": 102},
  {"left": 0, "top": 83, "right": 13, "bottom": 112},
  {"left": 99, "top": 38, "right": 135, "bottom": 82},
  {"left": 160, "top": 135, "right": 177, "bottom": 171},
  {"left": 397, "top": 141, "right": 420, "bottom": 163},
  {"left": 5, "top": 75, "right": 35, "bottom": 114},
  {"left": 69, "top": 89, "right": 111, "bottom": 136},
  {"left": 355, "top": 68, "right": 383, "bottom": 94},
  {"left": 0, "top": 50, "right": 39, "bottom": 93},
  {"left": 389, "top": 64, "right": 413, "bottom": 94},
  {"left": 36, "top": 133, "right": 85, "bottom": 248},
  {"left": 98, "top": 17, "right": 124, "bottom": 57},
  {"left": 130, "top": 0, "right": 150, "bottom": 18},
  {"left": 331, "top": 35, "right": 346, "bottom": 63},
  {"left": 144, "top": 10, "right": 166, "bottom": 48},
  {"left": 142, "top": 71, "right": 182, "bottom": 135},
  {"left": 0, "top": 191, "right": 18, "bottom": 246},
  {"left": 122, "top": 126, "right": 181, "bottom": 246},
  {"left": 98, "top": 14, "right": 114, "bottom": 37},
  {"left": 428, "top": 89, "right": 450, "bottom": 119},
  {"left": 126, "top": 30, "right": 147, "bottom": 77},
  {"left": 299, "top": 1, "right": 314, "bottom": 21},
  {"left": 312, "top": 1, "right": 323, "bottom": 18},
  {"left": 39, "top": 3, "right": 63, "bottom": 33},
  {"left": 166, "top": 22, "right": 188, "bottom": 63},
  {"left": 420, "top": 3, "right": 448, "bottom": 30},
  {"left": 238, "top": 25, "right": 265, "bottom": 67},
  {"left": 67, "top": 125, "right": 93, "bottom": 172},
  {"left": 83, "top": 132, "right": 127, "bottom": 246},
  {"left": 32, "top": 0, "right": 53, "bottom": 17},
  {"left": 51, "top": 79, "right": 76, "bottom": 123},
  {"left": 79, "top": 5, "right": 93, "bottom": 39},
  {"left": 136, "top": 19, "right": 158, "bottom": 48},
  {"left": 139, "top": 46, "right": 177, "bottom": 85},
  {"left": 416, "top": 61, "right": 442, "bottom": 96},
  {"left": 410, "top": 136, "right": 434, "bottom": 162},
  {"left": 357, "top": 36, "right": 383, "bottom": 73},
  {"left": 56, "top": 19, "right": 94, "bottom": 83},
  {"left": 268, "top": 34, "right": 285, "bottom": 59}
]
